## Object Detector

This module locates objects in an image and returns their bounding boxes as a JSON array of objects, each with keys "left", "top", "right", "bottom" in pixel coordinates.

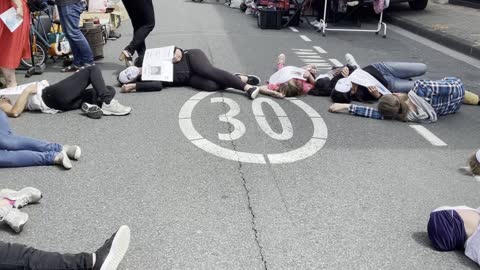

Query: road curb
[{"left": 385, "top": 14, "right": 480, "bottom": 60}]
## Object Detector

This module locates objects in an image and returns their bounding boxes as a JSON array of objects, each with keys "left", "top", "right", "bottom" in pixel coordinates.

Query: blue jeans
[
  {"left": 372, "top": 62, "right": 427, "bottom": 93},
  {"left": 0, "top": 112, "right": 61, "bottom": 168},
  {"left": 57, "top": 2, "right": 94, "bottom": 66}
]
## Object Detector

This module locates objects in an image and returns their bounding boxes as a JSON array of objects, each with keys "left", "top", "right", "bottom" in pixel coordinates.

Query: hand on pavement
[{"left": 328, "top": 103, "right": 350, "bottom": 113}]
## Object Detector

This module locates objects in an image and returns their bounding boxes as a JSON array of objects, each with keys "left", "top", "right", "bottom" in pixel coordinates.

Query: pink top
[
  {"left": 267, "top": 62, "right": 314, "bottom": 94},
  {"left": 267, "top": 79, "right": 314, "bottom": 94}
]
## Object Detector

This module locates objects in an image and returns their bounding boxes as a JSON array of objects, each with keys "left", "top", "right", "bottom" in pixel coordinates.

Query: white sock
[{"left": 92, "top": 253, "right": 96, "bottom": 266}]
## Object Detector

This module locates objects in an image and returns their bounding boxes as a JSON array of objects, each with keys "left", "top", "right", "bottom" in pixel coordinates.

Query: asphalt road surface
[{"left": 2, "top": 1, "right": 480, "bottom": 269}]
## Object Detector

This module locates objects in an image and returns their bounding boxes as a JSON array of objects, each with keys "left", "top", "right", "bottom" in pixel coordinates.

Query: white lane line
[
  {"left": 409, "top": 125, "right": 447, "bottom": 146},
  {"left": 294, "top": 51, "right": 317, "bottom": 55},
  {"left": 289, "top": 27, "right": 299, "bottom": 32},
  {"left": 300, "top": 35, "right": 312, "bottom": 42},
  {"left": 292, "top": 49, "right": 314, "bottom": 51},
  {"left": 298, "top": 55, "right": 323, "bottom": 59},
  {"left": 329, "top": 58, "right": 343, "bottom": 67},
  {"left": 300, "top": 59, "right": 327, "bottom": 62},
  {"left": 313, "top": 46, "right": 327, "bottom": 54}
]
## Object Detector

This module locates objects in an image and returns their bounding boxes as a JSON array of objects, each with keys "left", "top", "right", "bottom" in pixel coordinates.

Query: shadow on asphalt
[{"left": 412, "top": 231, "right": 479, "bottom": 269}]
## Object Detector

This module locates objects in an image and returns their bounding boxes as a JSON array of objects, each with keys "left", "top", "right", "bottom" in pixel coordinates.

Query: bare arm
[
  {"left": 5, "top": 85, "right": 37, "bottom": 118},
  {"left": 11, "top": 0, "right": 23, "bottom": 17},
  {"left": 259, "top": 85, "right": 284, "bottom": 99}
]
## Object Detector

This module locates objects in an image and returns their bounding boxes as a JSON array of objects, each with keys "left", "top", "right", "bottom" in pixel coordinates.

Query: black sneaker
[
  {"left": 81, "top": 102, "right": 103, "bottom": 119},
  {"left": 234, "top": 73, "right": 261, "bottom": 86},
  {"left": 93, "top": 225, "right": 131, "bottom": 270},
  {"left": 246, "top": 86, "right": 260, "bottom": 100}
]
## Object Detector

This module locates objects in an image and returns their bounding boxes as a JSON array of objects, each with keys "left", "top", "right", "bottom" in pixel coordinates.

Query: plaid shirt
[{"left": 348, "top": 77, "right": 465, "bottom": 120}]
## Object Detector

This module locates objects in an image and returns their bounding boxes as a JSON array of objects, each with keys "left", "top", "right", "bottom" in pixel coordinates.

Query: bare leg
[{"left": 0, "top": 68, "right": 17, "bottom": 88}]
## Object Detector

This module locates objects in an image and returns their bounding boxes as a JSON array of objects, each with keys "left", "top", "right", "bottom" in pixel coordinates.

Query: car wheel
[{"left": 408, "top": 0, "right": 428, "bottom": 10}]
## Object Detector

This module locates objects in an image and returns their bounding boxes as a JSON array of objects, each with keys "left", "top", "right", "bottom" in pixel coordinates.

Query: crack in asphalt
[{"left": 218, "top": 93, "right": 268, "bottom": 270}]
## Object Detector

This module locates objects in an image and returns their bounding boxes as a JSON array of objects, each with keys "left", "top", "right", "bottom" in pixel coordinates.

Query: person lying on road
[
  {"left": 428, "top": 205, "right": 480, "bottom": 266},
  {"left": 328, "top": 77, "right": 480, "bottom": 123},
  {"left": 328, "top": 53, "right": 428, "bottom": 103},
  {"left": 0, "top": 66, "right": 131, "bottom": 119},
  {"left": 118, "top": 46, "right": 261, "bottom": 99},
  {"left": 0, "top": 110, "right": 80, "bottom": 169}
]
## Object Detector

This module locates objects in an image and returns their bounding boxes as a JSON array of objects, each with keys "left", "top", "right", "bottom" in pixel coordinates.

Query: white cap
[
  {"left": 118, "top": 66, "right": 140, "bottom": 84},
  {"left": 334, "top": 78, "right": 352, "bottom": 93},
  {"left": 476, "top": 149, "right": 480, "bottom": 163}
]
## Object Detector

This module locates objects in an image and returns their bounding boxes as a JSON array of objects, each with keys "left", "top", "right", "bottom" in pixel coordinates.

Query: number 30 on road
[{"left": 179, "top": 92, "right": 328, "bottom": 164}]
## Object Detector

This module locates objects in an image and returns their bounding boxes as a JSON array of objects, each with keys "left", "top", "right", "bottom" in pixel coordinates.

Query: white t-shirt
[{"left": 4, "top": 81, "right": 59, "bottom": 114}]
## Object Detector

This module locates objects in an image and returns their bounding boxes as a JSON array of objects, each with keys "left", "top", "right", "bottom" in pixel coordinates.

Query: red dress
[{"left": 0, "top": 0, "right": 31, "bottom": 69}]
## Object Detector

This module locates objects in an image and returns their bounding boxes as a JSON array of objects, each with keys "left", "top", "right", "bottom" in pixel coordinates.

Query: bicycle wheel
[{"left": 20, "top": 42, "right": 47, "bottom": 69}]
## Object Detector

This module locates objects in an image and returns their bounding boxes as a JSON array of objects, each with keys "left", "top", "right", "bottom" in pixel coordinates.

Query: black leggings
[
  {"left": 133, "top": 49, "right": 247, "bottom": 92},
  {"left": 0, "top": 241, "right": 93, "bottom": 270},
  {"left": 122, "top": 0, "right": 155, "bottom": 57},
  {"left": 42, "top": 66, "right": 115, "bottom": 111},
  {"left": 186, "top": 49, "right": 247, "bottom": 92}
]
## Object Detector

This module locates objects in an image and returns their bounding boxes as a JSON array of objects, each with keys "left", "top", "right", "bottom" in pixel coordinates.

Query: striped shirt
[{"left": 348, "top": 77, "right": 465, "bottom": 121}]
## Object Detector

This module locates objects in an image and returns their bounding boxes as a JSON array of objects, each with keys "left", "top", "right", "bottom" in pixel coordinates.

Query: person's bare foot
[{"left": 120, "top": 84, "right": 136, "bottom": 93}]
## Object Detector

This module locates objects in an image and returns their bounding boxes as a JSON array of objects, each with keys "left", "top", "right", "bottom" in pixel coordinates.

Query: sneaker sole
[
  {"left": 100, "top": 225, "right": 131, "bottom": 270},
  {"left": 250, "top": 88, "right": 260, "bottom": 99},
  {"left": 81, "top": 103, "right": 103, "bottom": 119},
  {"left": 102, "top": 108, "right": 132, "bottom": 116}
]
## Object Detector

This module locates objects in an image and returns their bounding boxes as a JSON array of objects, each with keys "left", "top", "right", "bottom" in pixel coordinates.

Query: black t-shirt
[{"left": 354, "top": 65, "right": 388, "bottom": 102}]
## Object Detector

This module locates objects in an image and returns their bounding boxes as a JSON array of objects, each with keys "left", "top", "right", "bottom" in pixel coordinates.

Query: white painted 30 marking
[
  {"left": 211, "top": 97, "right": 246, "bottom": 141},
  {"left": 178, "top": 92, "right": 328, "bottom": 164}
]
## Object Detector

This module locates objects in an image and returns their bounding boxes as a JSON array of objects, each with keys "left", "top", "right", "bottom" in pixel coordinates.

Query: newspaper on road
[
  {"left": 141, "top": 46, "right": 175, "bottom": 82},
  {"left": 0, "top": 7, "right": 23, "bottom": 32},
  {"left": 349, "top": 69, "right": 392, "bottom": 95},
  {"left": 269, "top": 66, "right": 306, "bottom": 85}
]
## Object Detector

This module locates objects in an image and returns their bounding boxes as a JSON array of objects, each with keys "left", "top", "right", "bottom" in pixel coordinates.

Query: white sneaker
[
  {"left": 54, "top": 151, "right": 73, "bottom": 170},
  {"left": 345, "top": 53, "right": 360, "bottom": 69},
  {"left": 0, "top": 187, "right": 42, "bottom": 209},
  {"left": 314, "top": 22, "right": 323, "bottom": 29},
  {"left": 0, "top": 206, "right": 28, "bottom": 233},
  {"left": 310, "top": 20, "right": 319, "bottom": 25},
  {"left": 63, "top": 145, "right": 82, "bottom": 160},
  {"left": 101, "top": 99, "right": 132, "bottom": 116}
]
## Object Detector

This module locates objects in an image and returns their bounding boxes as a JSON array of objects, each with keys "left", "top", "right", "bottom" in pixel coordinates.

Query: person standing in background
[
  {"left": 119, "top": 0, "right": 155, "bottom": 66},
  {"left": 56, "top": 0, "right": 94, "bottom": 72},
  {"left": 0, "top": 0, "right": 31, "bottom": 88}
]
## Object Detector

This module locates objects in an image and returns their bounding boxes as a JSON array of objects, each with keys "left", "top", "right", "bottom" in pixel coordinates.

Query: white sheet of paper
[
  {"left": 0, "top": 7, "right": 23, "bottom": 32},
  {"left": 269, "top": 66, "right": 306, "bottom": 85},
  {"left": 141, "top": 46, "right": 175, "bottom": 82},
  {"left": 349, "top": 69, "right": 392, "bottom": 95},
  {"left": 0, "top": 82, "right": 36, "bottom": 96}
]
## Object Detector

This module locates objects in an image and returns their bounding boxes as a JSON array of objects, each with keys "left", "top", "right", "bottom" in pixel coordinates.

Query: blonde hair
[
  {"left": 278, "top": 79, "right": 302, "bottom": 97},
  {"left": 468, "top": 154, "right": 480, "bottom": 176}
]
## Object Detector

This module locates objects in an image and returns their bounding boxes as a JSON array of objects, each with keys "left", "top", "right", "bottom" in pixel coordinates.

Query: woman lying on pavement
[
  {"left": 118, "top": 47, "right": 261, "bottom": 99},
  {"left": 0, "top": 66, "right": 131, "bottom": 119},
  {"left": 328, "top": 77, "right": 480, "bottom": 123},
  {"left": 327, "top": 53, "right": 428, "bottom": 103},
  {"left": 0, "top": 110, "right": 80, "bottom": 169},
  {"left": 428, "top": 205, "right": 480, "bottom": 266},
  {"left": 257, "top": 53, "right": 332, "bottom": 98}
]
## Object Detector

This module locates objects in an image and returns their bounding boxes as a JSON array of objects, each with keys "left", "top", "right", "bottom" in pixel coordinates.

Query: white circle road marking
[{"left": 178, "top": 92, "right": 328, "bottom": 164}]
